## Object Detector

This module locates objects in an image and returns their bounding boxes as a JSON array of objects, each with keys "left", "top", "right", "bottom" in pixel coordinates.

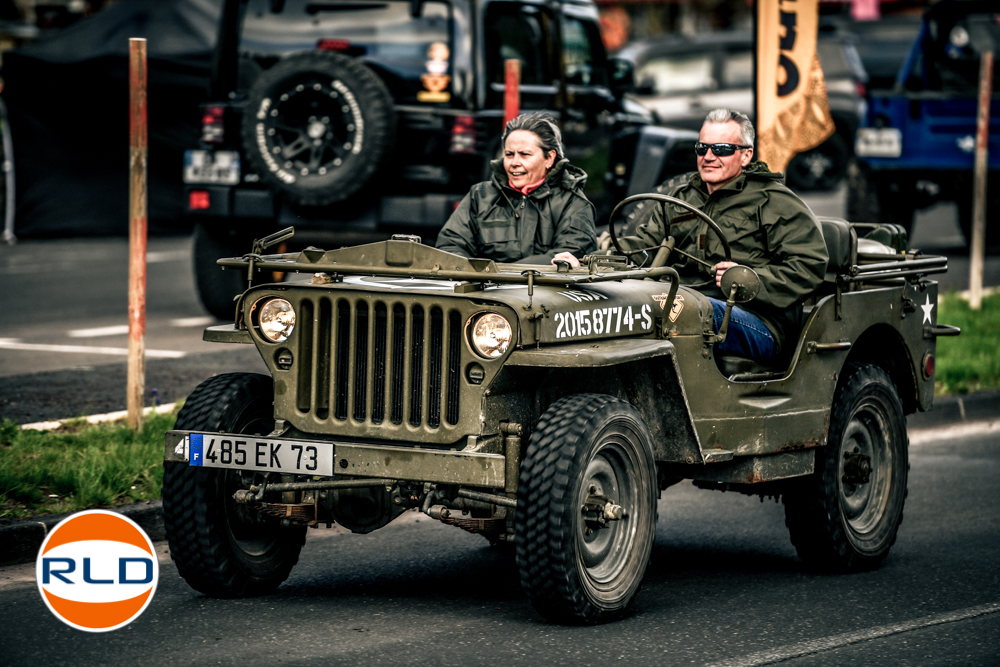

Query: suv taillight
[
  {"left": 201, "top": 105, "right": 225, "bottom": 144},
  {"left": 450, "top": 116, "right": 477, "bottom": 154},
  {"left": 855, "top": 81, "right": 867, "bottom": 98},
  {"left": 317, "top": 39, "right": 350, "bottom": 52}
]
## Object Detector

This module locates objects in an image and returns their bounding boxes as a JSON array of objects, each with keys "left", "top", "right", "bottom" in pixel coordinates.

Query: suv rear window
[{"left": 241, "top": 0, "right": 453, "bottom": 96}]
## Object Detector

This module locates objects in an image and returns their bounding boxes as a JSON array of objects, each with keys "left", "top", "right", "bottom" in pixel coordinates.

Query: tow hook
[
  {"left": 581, "top": 485, "right": 624, "bottom": 534},
  {"left": 842, "top": 447, "right": 872, "bottom": 485}
]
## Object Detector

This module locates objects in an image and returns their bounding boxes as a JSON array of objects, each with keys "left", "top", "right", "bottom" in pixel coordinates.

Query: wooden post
[
  {"left": 969, "top": 49, "right": 992, "bottom": 310},
  {"left": 503, "top": 59, "right": 521, "bottom": 127},
  {"left": 127, "top": 38, "right": 148, "bottom": 430}
]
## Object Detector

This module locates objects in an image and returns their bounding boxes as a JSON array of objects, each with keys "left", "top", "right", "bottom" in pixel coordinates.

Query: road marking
[
  {"left": 170, "top": 316, "right": 215, "bottom": 327},
  {"left": 68, "top": 325, "right": 130, "bottom": 338},
  {"left": 0, "top": 339, "right": 185, "bottom": 359},
  {"left": 146, "top": 250, "right": 188, "bottom": 263},
  {"left": 67, "top": 319, "right": 215, "bottom": 339},
  {"left": 909, "top": 419, "right": 1000, "bottom": 445},
  {"left": 705, "top": 602, "right": 1000, "bottom": 667}
]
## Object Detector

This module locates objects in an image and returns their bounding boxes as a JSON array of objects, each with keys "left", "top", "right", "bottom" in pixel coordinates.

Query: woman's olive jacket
[
  {"left": 435, "top": 158, "right": 597, "bottom": 264},
  {"left": 619, "top": 162, "right": 829, "bottom": 355}
]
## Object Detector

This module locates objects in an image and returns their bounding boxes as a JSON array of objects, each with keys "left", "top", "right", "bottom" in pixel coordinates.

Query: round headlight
[
  {"left": 258, "top": 298, "right": 296, "bottom": 343},
  {"left": 470, "top": 312, "right": 512, "bottom": 358}
]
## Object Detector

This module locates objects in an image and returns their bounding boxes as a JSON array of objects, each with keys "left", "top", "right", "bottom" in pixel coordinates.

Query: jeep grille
[{"left": 294, "top": 296, "right": 463, "bottom": 429}]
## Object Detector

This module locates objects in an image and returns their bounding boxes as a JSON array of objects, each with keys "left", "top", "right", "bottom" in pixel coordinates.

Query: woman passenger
[{"left": 435, "top": 112, "right": 597, "bottom": 267}]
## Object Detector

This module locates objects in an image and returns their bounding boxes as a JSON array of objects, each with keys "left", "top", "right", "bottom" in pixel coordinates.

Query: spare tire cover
[{"left": 242, "top": 51, "right": 396, "bottom": 207}]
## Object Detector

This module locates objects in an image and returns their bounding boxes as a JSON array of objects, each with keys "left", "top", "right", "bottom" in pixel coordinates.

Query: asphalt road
[
  {"left": 0, "top": 187, "right": 996, "bottom": 424},
  {"left": 0, "top": 421, "right": 996, "bottom": 666}
]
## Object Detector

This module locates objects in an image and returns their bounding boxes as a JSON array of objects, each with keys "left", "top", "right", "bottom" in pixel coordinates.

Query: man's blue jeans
[{"left": 709, "top": 298, "right": 777, "bottom": 363}]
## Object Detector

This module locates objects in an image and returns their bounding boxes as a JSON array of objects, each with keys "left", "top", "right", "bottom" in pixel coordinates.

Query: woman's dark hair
[{"left": 502, "top": 112, "right": 565, "bottom": 161}]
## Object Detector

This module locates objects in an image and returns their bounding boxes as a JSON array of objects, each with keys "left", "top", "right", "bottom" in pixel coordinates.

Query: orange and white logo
[{"left": 36, "top": 510, "right": 159, "bottom": 632}]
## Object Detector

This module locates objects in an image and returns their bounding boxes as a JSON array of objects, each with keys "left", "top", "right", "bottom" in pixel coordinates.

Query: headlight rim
[
  {"left": 254, "top": 296, "right": 296, "bottom": 344},
  {"left": 467, "top": 311, "right": 513, "bottom": 360}
]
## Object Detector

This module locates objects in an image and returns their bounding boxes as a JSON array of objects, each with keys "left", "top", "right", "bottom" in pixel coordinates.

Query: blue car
[{"left": 847, "top": 0, "right": 1000, "bottom": 245}]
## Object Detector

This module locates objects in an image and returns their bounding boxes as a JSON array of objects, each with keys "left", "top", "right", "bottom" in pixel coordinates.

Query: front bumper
[{"left": 164, "top": 430, "right": 506, "bottom": 488}]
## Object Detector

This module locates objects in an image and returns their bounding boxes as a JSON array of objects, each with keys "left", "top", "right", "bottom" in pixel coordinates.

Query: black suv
[{"left": 185, "top": 0, "right": 698, "bottom": 318}]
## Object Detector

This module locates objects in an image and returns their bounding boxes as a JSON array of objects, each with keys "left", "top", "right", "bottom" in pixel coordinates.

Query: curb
[
  {"left": 906, "top": 390, "right": 1000, "bottom": 430},
  {"left": 2, "top": 391, "right": 997, "bottom": 568},
  {"left": 0, "top": 500, "right": 164, "bottom": 567},
  {"left": 19, "top": 403, "right": 179, "bottom": 432}
]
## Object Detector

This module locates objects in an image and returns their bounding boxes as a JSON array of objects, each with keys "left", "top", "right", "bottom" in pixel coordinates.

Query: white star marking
[{"left": 921, "top": 295, "right": 935, "bottom": 324}]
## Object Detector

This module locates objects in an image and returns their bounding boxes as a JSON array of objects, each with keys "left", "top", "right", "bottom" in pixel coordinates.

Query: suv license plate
[
  {"left": 855, "top": 128, "right": 902, "bottom": 158},
  {"left": 187, "top": 433, "right": 334, "bottom": 475},
  {"left": 183, "top": 150, "right": 241, "bottom": 185}
]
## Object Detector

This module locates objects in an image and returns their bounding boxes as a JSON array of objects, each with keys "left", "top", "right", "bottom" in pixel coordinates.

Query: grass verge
[
  {"left": 0, "top": 409, "right": 177, "bottom": 524},
  {"left": 935, "top": 290, "right": 1000, "bottom": 396}
]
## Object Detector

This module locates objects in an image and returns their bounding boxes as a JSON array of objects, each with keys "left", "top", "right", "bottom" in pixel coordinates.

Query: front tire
[
  {"left": 515, "top": 394, "right": 657, "bottom": 624},
  {"left": 783, "top": 363, "right": 908, "bottom": 572},
  {"left": 163, "top": 373, "right": 306, "bottom": 597}
]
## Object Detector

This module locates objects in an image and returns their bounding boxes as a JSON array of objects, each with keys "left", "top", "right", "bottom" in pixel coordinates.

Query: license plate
[
  {"left": 186, "top": 433, "right": 334, "bottom": 475},
  {"left": 855, "top": 128, "right": 902, "bottom": 158},
  {"left": 183, "top": 150, "right": 241, "bottom": 184}
]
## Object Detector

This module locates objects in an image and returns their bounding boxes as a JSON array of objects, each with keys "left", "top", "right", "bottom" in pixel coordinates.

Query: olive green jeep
[{"left": 162, "top": 196, "right": 959, "bottom": 624}]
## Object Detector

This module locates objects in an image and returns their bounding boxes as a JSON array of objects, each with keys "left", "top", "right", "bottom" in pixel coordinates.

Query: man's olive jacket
[
  {"left": 435, "top": 158, "right": 597, "bottom": 264},
  {"left": 619, "top": 163, "right": 829, "bottom": 355}
]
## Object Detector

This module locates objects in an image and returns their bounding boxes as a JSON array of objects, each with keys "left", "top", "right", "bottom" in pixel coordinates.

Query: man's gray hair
[
  {"left": 703, "top": 108, "right": 755, "bottom": 147},
  {"left": 502, "top": 112, "right": 566, "bottom": 161}
]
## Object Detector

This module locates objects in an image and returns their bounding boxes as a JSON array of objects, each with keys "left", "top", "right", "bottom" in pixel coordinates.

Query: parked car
[
  {"left": 848, "top": 0, "right": 1000, "bottom": 246},
  {"left": 184, "top": 0, "right": 699, "bottom": 319},
  {"left": 821, "top": 13, "right": 922, "bottom": 93},
  {"left": 617, "top": 28, "right": 868, "bottom": 192}
]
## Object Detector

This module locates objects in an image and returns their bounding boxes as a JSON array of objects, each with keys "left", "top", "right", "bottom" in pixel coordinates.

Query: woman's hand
[{"left": 551, "top": 252, "right": 581, "bottom": 269}]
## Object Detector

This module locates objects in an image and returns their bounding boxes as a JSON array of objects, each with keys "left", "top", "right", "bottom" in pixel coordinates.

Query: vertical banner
[{"left": 756, "top": 0, "right": 835, "bottom": 174}]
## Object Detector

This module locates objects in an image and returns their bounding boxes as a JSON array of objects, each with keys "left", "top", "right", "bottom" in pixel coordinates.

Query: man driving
[{"left": 615, "top": 108, "right": 829, "bottom": 363}]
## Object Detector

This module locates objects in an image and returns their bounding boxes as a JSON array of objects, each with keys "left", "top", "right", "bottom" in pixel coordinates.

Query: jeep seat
[
  {"left": 818, "top": 216, "right": 854, "bottom": 275},
  {"left": 716, "top": 216, "right": 855, "bottom": 380}
]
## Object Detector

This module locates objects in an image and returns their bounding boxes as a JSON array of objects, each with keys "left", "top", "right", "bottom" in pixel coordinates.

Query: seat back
[{"left": 817, "top": 216, "right": 854, "bottom": 273}]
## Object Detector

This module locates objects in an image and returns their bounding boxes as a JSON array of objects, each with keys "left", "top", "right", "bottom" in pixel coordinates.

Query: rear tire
[
  {"left": 846, "top": 160, "right": 914, "bottom": 239},
  {"left": 514, "top": 394, "right": 657, "bottom": 624},
  {"left": 192, "top": 223, "right": 256, "bottom": 320},
  {"left": 786, "top": 132, "right": 849, "bottom": 192},
  {"left": 783, "top": 363, "right": 908, "bottom": 572},
  {"left": 163, "top": 373, "right": 306, "bottom": 597}
]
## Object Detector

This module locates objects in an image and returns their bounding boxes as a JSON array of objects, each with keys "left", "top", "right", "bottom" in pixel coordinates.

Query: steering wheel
[{"left": 608, "top": 193, "right": 731, "bottom": 290}]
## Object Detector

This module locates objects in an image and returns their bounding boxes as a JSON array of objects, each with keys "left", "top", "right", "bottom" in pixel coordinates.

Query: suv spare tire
[{"left": 242, "top": 51, "right": 396, "bottom": 207}]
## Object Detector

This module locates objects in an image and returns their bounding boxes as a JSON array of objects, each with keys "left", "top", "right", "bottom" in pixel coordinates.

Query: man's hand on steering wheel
[{"left": 714, "top": 261, "right": 738, "bottom": 288}]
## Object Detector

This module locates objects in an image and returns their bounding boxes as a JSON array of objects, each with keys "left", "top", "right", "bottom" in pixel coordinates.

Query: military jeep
[{"left": 163, "top": 197, "right": 958, "bottom": 624}]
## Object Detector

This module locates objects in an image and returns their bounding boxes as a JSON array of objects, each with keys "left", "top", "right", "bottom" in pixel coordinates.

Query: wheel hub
[
  {"left": 842, "top": 446, "right": 873, "bottom": 485},
  {"left": 307, "top": 119, "right": 326, "bottom": 139},
  {"left": 581, "top": 485, "right": 624, "bottom": 533},
  {"left": 266, "top": 79, "right": 358, "bottom": 176}
]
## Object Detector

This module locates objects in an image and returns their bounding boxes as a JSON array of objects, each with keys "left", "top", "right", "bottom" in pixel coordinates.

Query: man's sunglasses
[{"left": 694, "top": 142, "right": 752, "bottom": 157}]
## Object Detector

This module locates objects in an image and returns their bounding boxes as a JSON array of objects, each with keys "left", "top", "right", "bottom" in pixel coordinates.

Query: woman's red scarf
[{"left": 508, "top": 177, "right": 546, "bottom": 195}]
